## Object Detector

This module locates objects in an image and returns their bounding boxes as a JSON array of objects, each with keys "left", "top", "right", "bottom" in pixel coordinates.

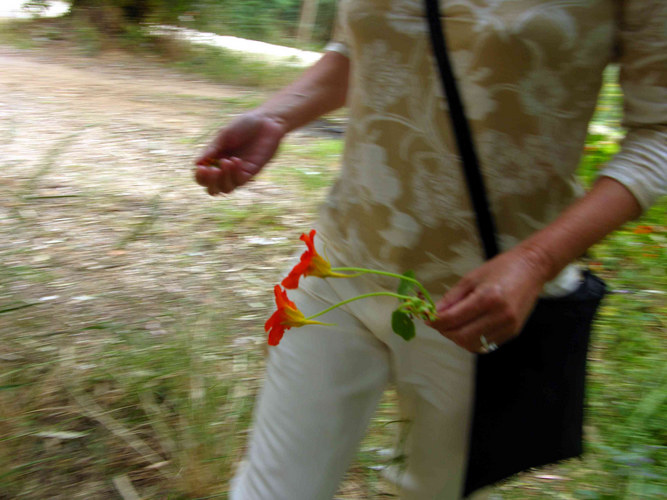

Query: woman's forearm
[
  {"left": 430, "top": 177, "right": 644, "bottom": 352},
  {"left": 518, "top": 176, "right": 643, "bottom": 282},
  {"left": 256, "top": 51, "right": 350, "bottom": 133}
]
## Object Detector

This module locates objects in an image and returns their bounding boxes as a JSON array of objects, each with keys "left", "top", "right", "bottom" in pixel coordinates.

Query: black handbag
[{"left": 423, "top": 0, "right": 608, "bottom": 495}]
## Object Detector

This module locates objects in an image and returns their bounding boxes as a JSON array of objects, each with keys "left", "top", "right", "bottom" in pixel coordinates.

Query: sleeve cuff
[
  {"left": 598, "top": 128, "right": 667, "bottom": 212},
  {"left": 324, "top": 41, "right": 350, "bottom": 59}
]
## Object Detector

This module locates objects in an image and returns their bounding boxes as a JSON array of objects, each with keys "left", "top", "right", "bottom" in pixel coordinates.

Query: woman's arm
[
  {"left": 516, "top": 176, "right": 642, "bottom": 283},
  {"left": 254, "top": 50, "right": 350, "bottom": 133},
  {"left": 428, "top": 177, "right": 643, "bottom": 353},
  {"left": 430, "top": 0, "right": 666, "bottom": 353},
  {"left": 194, "top": 51, "right": 350, "bottom": 195}
]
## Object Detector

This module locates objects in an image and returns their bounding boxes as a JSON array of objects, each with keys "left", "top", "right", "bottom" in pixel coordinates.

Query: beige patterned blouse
[{"left": 317, "top": 0, "right": 666, "bottom": 296}]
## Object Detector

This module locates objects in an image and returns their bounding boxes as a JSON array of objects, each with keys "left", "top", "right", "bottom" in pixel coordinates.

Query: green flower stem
[
  {"left": 331, "top": 267, "right": 436, "bottom": 307},
  {"left": 305, "top": 292, "right": 416, "bottom": 321}
]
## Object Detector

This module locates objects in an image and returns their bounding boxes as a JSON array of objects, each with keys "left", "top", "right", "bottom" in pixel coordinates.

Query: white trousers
[{"left": 231, "top": 273, "right": 478, "bottom": 500}]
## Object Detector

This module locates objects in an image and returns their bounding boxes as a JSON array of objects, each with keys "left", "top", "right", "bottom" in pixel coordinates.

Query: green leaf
[
  {"left": 397, "top": 270, "right": 417, "bottom": 296},
  {"left": 392, "top": 309, "right": 416, "bottom": 341}
]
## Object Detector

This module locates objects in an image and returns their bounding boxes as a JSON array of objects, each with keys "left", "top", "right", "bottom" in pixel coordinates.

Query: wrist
[
  {"left": 515, "top": 242, "right": 560, "bottom": 284},
  {"left": 255, "top": 92, "right": 316, "bottom": 135},
  {"left": 268, "top": 114, "right": 290, "bottom": 139},
  {"left": 244, "top": 109, "right": 289, "bottom": 138}
]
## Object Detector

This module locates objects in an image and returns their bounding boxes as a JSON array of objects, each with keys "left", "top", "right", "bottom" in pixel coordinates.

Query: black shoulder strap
[{"left": 424, "top": 0, "right": 500, "bottom": 260}]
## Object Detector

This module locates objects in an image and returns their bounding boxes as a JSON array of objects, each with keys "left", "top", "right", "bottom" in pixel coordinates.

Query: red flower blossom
[
  {"left": 265, "top": 285, "right": 324, "bottom": 346},
  {"left": 281, "top": 230, "right": 346, "bottom": 289}
]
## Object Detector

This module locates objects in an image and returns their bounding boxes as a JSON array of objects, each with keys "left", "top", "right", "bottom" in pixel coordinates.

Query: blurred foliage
[
  {"left": 175, "top": 0, "right": 339, "bottom": 47},
  {"left": 30, "top": 0, "right": 339, "bottom": 46}
]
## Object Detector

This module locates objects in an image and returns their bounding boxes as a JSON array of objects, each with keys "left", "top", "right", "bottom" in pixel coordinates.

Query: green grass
[
  {"left": 210, "top": 204, "right": 285, "bottom": 233},
  {"left": 577, "top": 197, "right": 666, "bottom": 498},
  {"left": 274, "top": 139, "right": 343, "bottom": 191},
  {"left": 282, "top": 138, "right": 344, "bottom": 160},
  {"left": 170, "top": 43, "right": 303, "bottom": 90}
]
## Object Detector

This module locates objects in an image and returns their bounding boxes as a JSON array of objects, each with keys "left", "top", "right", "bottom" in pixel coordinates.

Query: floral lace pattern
[{"left": 319, "top": 0, "right": 666, "bottom": 295}]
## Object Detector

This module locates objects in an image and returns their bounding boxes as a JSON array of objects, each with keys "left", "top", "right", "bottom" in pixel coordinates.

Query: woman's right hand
[
  {"left": 194, "top": 112, "right": 287, "bottom": 195},
  {"left": 194, "top": 51, "right": 350, "bottom": 196}
]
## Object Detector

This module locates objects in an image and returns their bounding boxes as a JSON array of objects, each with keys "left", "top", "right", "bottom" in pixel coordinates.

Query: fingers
[
  {"left": 194, "top": 123, "right": 242, "bottom": 167},
  {"left": 430, "top": 284, "right": 521, "bottom": 353},
  {"left": 436, "top": 277, "right": 475, "bottom": 312},
  {"left": 436, "top": 284, "right": 511, "bottom": 330},
  {"left": 195, "top": 141, "right": 226, "bottom": 168},
  {"left": 233, "top": 158, "right": 256, "bottom": 186},
  {"left": 444, "top": 313, "right": 510, "bottom": 353},
  {"left": 194, "top": 165, "right": 222, "bottom": 195},
  {"left": 194, "top": 158, "right": 254, "bottom": 196},
  {"left": 428, "top": 248, "right": 547, "bottom": 354}
]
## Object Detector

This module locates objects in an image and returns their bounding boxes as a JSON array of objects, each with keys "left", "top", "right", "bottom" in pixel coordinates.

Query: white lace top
[{"left": 317, "top": 0, "right": 666, "bottom": 295}]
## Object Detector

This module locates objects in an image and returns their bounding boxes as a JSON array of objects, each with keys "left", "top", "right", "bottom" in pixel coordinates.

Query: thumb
[
  {"left": 195, "top": 139, "right": 227, "bottom": 167},
  {"left": 195, "top": 125, "right": 241, "bottom": 167}
]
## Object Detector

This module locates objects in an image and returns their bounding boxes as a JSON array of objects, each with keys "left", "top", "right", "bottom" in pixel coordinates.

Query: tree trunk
[
  {"left": 297, "top": 0, "right": 318, "bottom": 45},
  {"left": 70, "top": 0, "right": 151, "bottom": 18},
  {"left": 68, "top": 0, "right": 153, "bottom": 34}
]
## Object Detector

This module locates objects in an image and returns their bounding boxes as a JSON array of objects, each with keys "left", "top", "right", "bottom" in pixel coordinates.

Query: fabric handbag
[{"left": 423, "top": 0, "right": 608, "bottom": 495}]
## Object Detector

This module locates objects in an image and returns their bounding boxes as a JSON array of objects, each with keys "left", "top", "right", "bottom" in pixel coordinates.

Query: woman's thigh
[
  {"left": 231, "top": 282, "right": 392, "bottom": 500},
  {"left": 386, "top": 324, "right": 476, "bottom": 499}
]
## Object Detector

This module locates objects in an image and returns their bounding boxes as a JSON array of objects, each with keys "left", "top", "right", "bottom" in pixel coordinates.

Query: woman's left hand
[{"left": 427, "top": 245, "right": 551, "bottom": 354}]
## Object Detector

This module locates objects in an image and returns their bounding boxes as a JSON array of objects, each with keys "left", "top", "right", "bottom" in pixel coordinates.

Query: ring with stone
[{"left": 480, "top": 334, "right": 498, "bottom": 354}]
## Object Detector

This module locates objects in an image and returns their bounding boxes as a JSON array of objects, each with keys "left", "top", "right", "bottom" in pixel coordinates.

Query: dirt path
[{"left": 0, "top": 44, "right": 328, "bottom": 362}]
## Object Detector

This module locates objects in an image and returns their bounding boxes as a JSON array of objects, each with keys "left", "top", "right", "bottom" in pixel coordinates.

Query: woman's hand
[
  {"left": 193, "top": 51, "right": 350, "bottom": 196},
  {"left": 427, "top": 246, "right": 551, "bottom": 353},
  {"left": 194, "top": 113, "right": 287, "bottom": 195},
  {"left": 427, "top": 177, "right": 642, "bottom": 354}
]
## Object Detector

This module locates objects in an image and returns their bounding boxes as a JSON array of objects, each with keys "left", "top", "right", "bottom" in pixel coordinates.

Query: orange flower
[
  {"left": 265, "top": 285, "right": 324, "bottom": 346},
  {"left": 633, "top": 225, "right": 654, "bottom": 234},
  {"left": 281, "top": 229, "right": 347, "bottom": 289}
]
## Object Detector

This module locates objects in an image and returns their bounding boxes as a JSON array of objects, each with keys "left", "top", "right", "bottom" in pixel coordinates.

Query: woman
[{"left": 194, "top": 1, "right": 666, "bottom": 498}]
